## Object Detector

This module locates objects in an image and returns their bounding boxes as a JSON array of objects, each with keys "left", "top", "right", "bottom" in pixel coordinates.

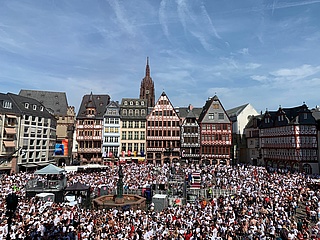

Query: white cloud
[
  {"left": 271, "top": 64, "right": 320, "bottom": 78},
  {"left": 238, "top": 48, "right": 249, "bottom": 55},
  {"left": 245, "top": 63, "right": 261, "bottom": 70},
  {"left": 251, "top": 75, "right": 267, "bottom": 82}
]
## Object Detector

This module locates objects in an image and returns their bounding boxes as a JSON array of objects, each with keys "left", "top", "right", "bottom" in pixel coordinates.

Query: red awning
[{"left": 3, "top": 141, "right": 15, "bottom": 148}]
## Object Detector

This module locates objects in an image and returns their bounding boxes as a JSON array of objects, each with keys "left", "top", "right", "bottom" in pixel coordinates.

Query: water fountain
[{"left": 92, "top": 165, "right": 146, "bottom": 210}]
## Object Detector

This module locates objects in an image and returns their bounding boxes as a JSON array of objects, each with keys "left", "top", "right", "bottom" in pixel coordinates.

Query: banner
[
  {"left": 54, "top": 144, "right": 64, "bottom": 156},
  {"left": 62, "top": 139, "right": 68, "bottom": 156}
]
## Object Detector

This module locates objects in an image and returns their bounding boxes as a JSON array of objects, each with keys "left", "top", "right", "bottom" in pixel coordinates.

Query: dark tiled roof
[
  {"left": 260, "top": 104, "right": 316, "bottom": 128},
  {"left": 77, "top": 94, "right": 110, "bottom": 119},
  {"left": 19, "top": 90, "right": 69, "bottom": 116},
  {"left": 0, "top": 93, "right": 21, "bottom": 116},
  {"left": 176, "top": 107, "right": 202, "bottom": 119},
  {"left": 6, "top": 93, "right": 56, "bottom": 119},
  {"left": 226, "top": 103, "right": 249, "bottom": 117}
]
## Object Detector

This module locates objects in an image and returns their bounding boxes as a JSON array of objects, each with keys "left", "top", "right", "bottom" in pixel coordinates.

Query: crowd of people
[{"left": 0, "top": 162, "right": 319, "bottom": 239}]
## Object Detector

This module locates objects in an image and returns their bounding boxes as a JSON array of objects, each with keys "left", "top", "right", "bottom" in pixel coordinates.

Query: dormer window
[
  {"left": 141, "top": 101, "right": 144, "bottom": 106},
  {"left": 2, "top": 101, "right": 12, "bottom": 109},
  {"left": 130, "top": 101, "right": 133, "bottom": 105},
  {"left": 278, "top": 115, "right": 284, "bottom": 121},
  {"left": 124, "top": 101, "right": 128, "bottom": 105},
  {"left": 136, "top": 101, "right": 139, "bottom": 106},
  {"left": 33, "top": 105, "right": 37, "bottom": 110},
  {"left": 25, "top": 103, "right": 29, "bottom": 109},
  {"left": 265, "top": 117, "right": 270, "bottom": 124},
  {"left": 304, "top": 113, "right": 308, "bottom": 119},
  {"left": 40, "top": 106, "right": 44, "bottom": 111}
]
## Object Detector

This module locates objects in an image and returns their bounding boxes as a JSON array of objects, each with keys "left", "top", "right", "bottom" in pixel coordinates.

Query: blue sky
[{"left": 1, "top": 0, "right": 320, "bottom": 113}]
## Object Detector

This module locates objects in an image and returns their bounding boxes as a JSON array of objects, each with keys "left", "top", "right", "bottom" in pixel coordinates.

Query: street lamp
[{"left": 6, "top": 192, "right": 18, "bottom": 240}]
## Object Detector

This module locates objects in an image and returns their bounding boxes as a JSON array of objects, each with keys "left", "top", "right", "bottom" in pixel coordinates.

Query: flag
[
  {"left": 108, "top": 152, "right": 113, "bottom": 157},
  {"left": 122, "top": 151, "right": 125, "bottom": 157},
  {"left": 134, "top": 151, "right": 137, "bottom": 157},
  {"left": 140, "top": 151, "right": 145, "bottom": 157},
  {"left": 128, "top": 150, "right": 131, "bottom": 157}
]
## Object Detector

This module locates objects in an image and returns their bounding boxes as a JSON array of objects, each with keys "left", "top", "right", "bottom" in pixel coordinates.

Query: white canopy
[{"left": 34, "top": 164, "right": 65, "bottom": 175}]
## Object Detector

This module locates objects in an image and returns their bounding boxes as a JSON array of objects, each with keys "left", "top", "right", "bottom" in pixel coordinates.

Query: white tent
[{"left": 34, "top": 164, "right": 65, "bottom": 175}]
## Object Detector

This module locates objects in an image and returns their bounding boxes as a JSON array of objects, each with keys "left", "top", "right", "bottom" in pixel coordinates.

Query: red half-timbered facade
[
  {"left": 260, "top": 104, "right": 318, "bottom": 174},
  {"left": 146, "top": 92, "right": 181, "bottom": 165},
  {"left": 198, "top": 96, "right": 232, "bottom": 165}
]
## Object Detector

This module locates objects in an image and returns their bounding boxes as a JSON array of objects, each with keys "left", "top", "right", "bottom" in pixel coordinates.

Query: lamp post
[{"left": 6, "top": 192, "right": 18, "bottom": 240}]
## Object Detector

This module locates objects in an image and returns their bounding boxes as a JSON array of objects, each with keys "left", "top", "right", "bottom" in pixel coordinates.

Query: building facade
[
  {"left": 120, "top": 98, "right": 147, "bottom": 164},
  {"left": 76, "top": 93, "right": 110, "bottom": 164},
  {"left": 19, "top": 90, "right": 76, "bottom": 166},
  {"left": 179, "top": 105, "right": 201, "bottom": 163},
  {"left": 198, "top": 96, "right": 232, "bottom": 165},
  {"left": 102, "top": 101, "right": 121, "bottom": 164},
  {"left": 146, "top": 92, "right": 181, "bottom": 165},
  {"left": 259, "top": 104, "right": 318, "bottom": 174},
  {"left": 0, "top": 93, "right": 57, "bottom": 173},
  {"left": 226, "top": 103, "right": 259, "bottom": 164}
]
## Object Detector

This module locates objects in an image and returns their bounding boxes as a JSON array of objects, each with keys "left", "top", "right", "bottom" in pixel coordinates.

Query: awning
[
  {"left": 6, "top": 114, "right": 17, "bottom": 119},
  {"left": 5, "top": 128, "right": 16, "bottom": 135},
  {"left": 3, "top": 141, "right": 15, "bottom": 148}
]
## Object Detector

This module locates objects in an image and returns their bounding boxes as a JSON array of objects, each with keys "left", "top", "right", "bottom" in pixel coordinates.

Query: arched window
[{"left": 303, "top": 164, "right": 312, "bottom": 174}]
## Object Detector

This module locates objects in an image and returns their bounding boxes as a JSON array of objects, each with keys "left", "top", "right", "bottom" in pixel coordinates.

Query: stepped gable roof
[
  {"left": 7, "top": 93, "right": 55, "bottom": 119},
  {"left": 77, "top": 93, "right": 110, "bottom": 119},
  {"left": 19, "top": 90, "right": 68, "bottom": 116}
]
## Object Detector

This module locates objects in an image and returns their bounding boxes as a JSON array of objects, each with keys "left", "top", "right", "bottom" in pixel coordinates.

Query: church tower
[{"left": 139, "top": 57, "right": 155, "bottom": 108}]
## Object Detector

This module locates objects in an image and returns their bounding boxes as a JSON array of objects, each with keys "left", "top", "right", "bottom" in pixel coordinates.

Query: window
[
  {"left": 141, "top": 109, "right": 146, "bottom": 115},
  {"left": 122, "top": 131, "right": 126, "bottom": 140},
  {"left": 122, "top": 121, "right": 127, "bottom": 128},
  {"left": 135, "top": 109, "right": 139, "bottom": 116},
  {"left": 25, "top": 103, "right": 29, "bottom": 109},
  {"left": 134, "top": 121, "right": 139, "bottom": 128},
  {"left": 136, "top": 101, "right": 139, "bottom": 105},
  {"left": 134, "top": 131, "right": 139, "bottom": 140},
  {"left": 128, "top": 121, "right": 133, "bottom": 128},
  {"left": 141, "top": 101, "right": 145, "bottom": 105},
  {"left": 40, "top": 106, "right": 44, "bottom": 111},
  {"left": 130, "top": 101, "right": 133, "bottom": 105},
  {"left": 3, "top": 101, "right": 12, "bottom": 109},
  {"left": 33, "top": 105, "right": 37, "bottom": 110},
  {"left": 304, "top": 113, "right": 308, "bottom": 119},
  {"left": 208, "top": 113, "right": 214, "bottom": 120},
  {"left": 124, "top": 101, "right": 128, "bottom": 105},
  {"left": 218, "top": 113, "right": 224, "bottom": 119},
  {"left": 140, "top": 131, "right": 145, "bottom": 140},
  {"left": 141, "top": 122, "right": 145, "bottom": 128},
  {"left": 128, "top": 131, "right": 133, "bottom": 140},
  {"left": 129, "top": 109, "right": 133, "bottom": 116}
]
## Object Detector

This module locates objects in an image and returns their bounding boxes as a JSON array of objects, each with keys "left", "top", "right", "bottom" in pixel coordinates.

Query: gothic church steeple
[{"left": 140, "top": 57, "right": 155, "bottom": 108}]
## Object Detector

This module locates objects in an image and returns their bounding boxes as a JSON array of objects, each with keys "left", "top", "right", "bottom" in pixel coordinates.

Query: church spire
[
  {"left": 145, "top": 57, "right": 150, "bottom": 77},
  {"left": 140, "top": 57, "right": 155, "bottom": 108}
]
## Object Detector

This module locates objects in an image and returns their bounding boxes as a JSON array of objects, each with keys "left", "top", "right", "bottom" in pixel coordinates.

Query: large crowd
[{"left": 0, "top": 163, "right": 320, "bottom": 240}]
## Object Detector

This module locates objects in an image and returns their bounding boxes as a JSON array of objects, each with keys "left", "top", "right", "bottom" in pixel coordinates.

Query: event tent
[{"left": 34, "top": 164, "right": 66, "bottom": 175}]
